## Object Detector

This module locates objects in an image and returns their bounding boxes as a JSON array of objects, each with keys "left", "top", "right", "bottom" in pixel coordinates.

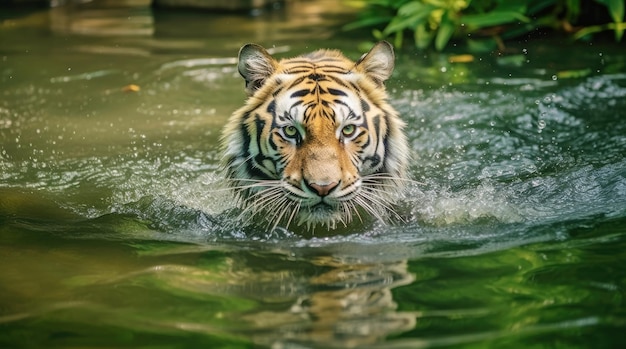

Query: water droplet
[
  {"left": 537, "top": 119, "right": 546, "bottom": 130},
  {"left": 551, "top": 75, "right": 558, "bottom": 81}
]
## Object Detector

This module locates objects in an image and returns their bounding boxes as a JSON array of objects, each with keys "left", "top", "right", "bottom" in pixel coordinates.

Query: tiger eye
[
  {"left": 341, "top": 124, "right": 356, "bottom": 137},
  {"left": 283, "top": 125, "right": 299, "bottom": 138}
]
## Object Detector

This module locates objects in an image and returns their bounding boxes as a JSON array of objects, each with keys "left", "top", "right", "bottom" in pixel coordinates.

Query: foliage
[{"left": 343, "top": 0, "right": 626, "bottom": 51}]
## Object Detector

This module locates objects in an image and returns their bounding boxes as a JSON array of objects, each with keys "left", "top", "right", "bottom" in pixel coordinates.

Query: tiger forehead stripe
[
  {"left": 303, "top": 103, "right": 335, "bottom": 122},
  {"left": 308, "top": 73, "right": 325, "bottom": 81},
  {"left": 287, "top": 84, "right": 349, "bottom": 99},
  {"left": 282, "top": 61, "right": 350, "bottom": 74}
]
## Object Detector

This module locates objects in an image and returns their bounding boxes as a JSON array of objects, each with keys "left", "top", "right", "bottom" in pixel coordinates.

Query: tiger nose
[{"left": 306, "top": 181, "right": 339, "bottom": 197}]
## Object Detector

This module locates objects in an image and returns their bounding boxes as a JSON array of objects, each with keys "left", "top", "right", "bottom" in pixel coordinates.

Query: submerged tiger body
[{"left": 221, "top": 41, "right": 409, "bottom": 230}]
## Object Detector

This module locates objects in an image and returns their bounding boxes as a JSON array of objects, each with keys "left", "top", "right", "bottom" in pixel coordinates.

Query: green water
[{"left": 2, "top": 3, "right": 626, "bottom": 348}]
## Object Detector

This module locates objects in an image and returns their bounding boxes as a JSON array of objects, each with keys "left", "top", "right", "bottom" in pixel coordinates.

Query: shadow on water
[{"left": 2, "top": 1, "right": 626, "bottom": 348}]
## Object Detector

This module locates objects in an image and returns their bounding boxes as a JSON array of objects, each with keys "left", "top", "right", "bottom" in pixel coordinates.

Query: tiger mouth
[
  {"left": 299, "top": 202, "right": 344, "bottom": 226},
  {"left": 309, "top": 202, "right": 336, "bottom": 212}
]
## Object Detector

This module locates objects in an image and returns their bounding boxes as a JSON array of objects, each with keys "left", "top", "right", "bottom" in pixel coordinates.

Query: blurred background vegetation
[
  {"left": 1, "top": 0, "right": 624, "bottom": 52},
  {"left": 343, "top": 0, "right": 625, "bottom": 52}
]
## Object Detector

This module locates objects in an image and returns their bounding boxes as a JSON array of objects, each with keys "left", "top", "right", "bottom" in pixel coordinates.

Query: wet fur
[{"left": 221, "top": 42, "right": 409, "bottom": 231}]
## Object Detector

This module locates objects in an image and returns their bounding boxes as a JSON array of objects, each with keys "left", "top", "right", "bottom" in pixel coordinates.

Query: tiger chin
[{"left": 221, "top": 41, "right": 409, "bottom": 232}]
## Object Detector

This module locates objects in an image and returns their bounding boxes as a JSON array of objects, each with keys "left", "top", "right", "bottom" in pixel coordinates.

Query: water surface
[{"left": 1, "top": 3, "right": 626, "bottom": 348}]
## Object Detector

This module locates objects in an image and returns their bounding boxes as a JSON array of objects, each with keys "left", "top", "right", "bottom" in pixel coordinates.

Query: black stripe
[
  {"left": 266, "top": 100, "right": 276, "bottom": 116},
  {"left": 308, "top": 73, "right": 325, "bottom": 81},
  {"left": 361, "top": 99, "right": 370, "bottom": 112},
  {"left": 319, "top": 68, "right": 350, "bottom": 74},
  {"left": 362, "top": 114, "right": 380, "bottom": 169},
  {"left": 240, "top": 112, "right": 252, "bottom": 160},
  {"left": 328, "top": 88, "right": 348, "bottom": 96},
  {"left": 326, "top": 75, "right": 350, "bottom": 88},
  {"left": 291, "top": 89, "right": 311, "bottom": 98},
  {"left": 272, "top": 87, "right": 283, "bottom": 97},
  {"left": 288, "top": 75, "right": 308, "bottom": 88},
  {"left": 372, "top": 115, "right": 381, "bottom": 151},
  {"left": 285, "top": 69, "right": 314, "bottom": 74},
  {"left": 247, "top": 114, "right": 272, "bottom": 180}
]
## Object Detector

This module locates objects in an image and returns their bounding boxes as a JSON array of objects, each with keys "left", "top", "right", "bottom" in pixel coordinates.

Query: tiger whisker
[
  {"left": 283, "top": 201, "right": 301, "bottom": 231},
  {"left": 341, "top": 202, "right": 353, "bottom": 224},
  {"left": 223, "top": 180, "right": 282, "bottom": 191},
  {"left": 267, "top": 197, "right": 294, "bottom": 231},
  {"left": 360, "top": 180, "right": 409, "bottom": 189},
  {"left": 245, "top": 194, "right": 286, "bottom": 223},
  {"left": 352, "top": 195, "right": 386, "bottom": 222},
  {"left": 358, "top": 188, "right": 404, "bottom": 223},
  {"left": 229, "top": 154, "right": 256, "bottom": 174},
  {"left": 360, "top": 185, "right": 402, "bottom": 198},
  {"left": 359, "top": 185, "right": 398, "bottom": 204},
  {"left": 347, "top": 200, "right": 364, "bottom": 224},
  {"left": 236, "top": 187, "right": 283, "bottom": 224},
  {"left": 234, "top": 183, "right": 282, "bottom": 206},
  {"left": 245, "top": 194, "right": 289, "bottom": 229},
  {"left": 228, "top": 178, "right": 282, "bottom": 184},
  {"left": 363, "top": 174, "right": 418, "bottom": 181},
  {"left": 240, "top": 185, "right": 281, "bottom": 205},
  {"left": 246, "top": 186, "right": 284, "bottom": 203},
  {"left": 355, "top": 183, "right": 405, "bottom": 223}
]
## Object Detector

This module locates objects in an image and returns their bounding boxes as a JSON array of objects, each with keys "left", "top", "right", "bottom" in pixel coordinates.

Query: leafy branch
[{"left": 343, "top": 0, "right": 625, "bottom": 51}]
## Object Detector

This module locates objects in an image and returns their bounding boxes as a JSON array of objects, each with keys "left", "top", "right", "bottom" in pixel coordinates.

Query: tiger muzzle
[{"left": 305, "top": 180, "right": 339, "bottom": 197}]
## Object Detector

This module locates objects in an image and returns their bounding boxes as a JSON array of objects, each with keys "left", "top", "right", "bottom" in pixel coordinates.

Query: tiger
[{"left": 221, "top": 41, "right": 409, "bottom": 231}]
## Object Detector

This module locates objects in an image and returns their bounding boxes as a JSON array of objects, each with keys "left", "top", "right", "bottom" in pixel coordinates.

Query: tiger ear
[
  {"left": 355, "top": 41, "right": 395, "bottom": 85},
  {"left": 238, "top": 43, "right": 277, "bottom": 96}
]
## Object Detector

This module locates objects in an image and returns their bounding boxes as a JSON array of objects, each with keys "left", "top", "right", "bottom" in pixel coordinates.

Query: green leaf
[
  {"left": 372, "top": 28, "right": 385, "bottom": 40},
  {"left": 526, "top": 0, "right": 557, "bottom": 16},
  {"left": 435, "top": 11, "right": 456, "bottom": 51},
  {"left": 595, "top": 0, "right": 625, "bottom": 24},
  {"left": 397, "top": 1, "right": 429, "bottom": 17},
  {"left": 414, "top": 22, "right": 434, "bottom": 49},
  {"left": 342, "top": 16, "right": 394, "bottom": 31},
  {"left": 564, "top": 0, "right": 581, "bottom": 21},
  {"left": 574, "top": 21, "right": 626, "bottom": 42},
  {"left": 594, "top": 0, "right": 625, "bottom": 40},
  {"left": 384, "top": 12, "right": 430, "bottom": 34},
  {"left": 500, "top": 22, "right": 537, "bottom": 40},
  {"left": 462, "top": 11, "right": 530, "bottom": 30},
  {"left": 394, "top": 31, "right": 404, "bottom": 48}
]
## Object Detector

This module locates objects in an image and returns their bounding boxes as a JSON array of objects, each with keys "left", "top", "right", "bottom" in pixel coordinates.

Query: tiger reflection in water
[{"left": 235, "top": 254, "right": 416, "bottom": 348}]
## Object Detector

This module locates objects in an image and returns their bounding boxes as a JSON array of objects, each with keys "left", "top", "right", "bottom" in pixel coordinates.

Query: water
[{"left": 2, "top": 2, "right": 626, "bottom": 348}]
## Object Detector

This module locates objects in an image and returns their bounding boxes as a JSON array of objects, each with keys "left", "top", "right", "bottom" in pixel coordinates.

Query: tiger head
[{"left": 221, "top": 42, "right": 409, "bottom": 230}]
